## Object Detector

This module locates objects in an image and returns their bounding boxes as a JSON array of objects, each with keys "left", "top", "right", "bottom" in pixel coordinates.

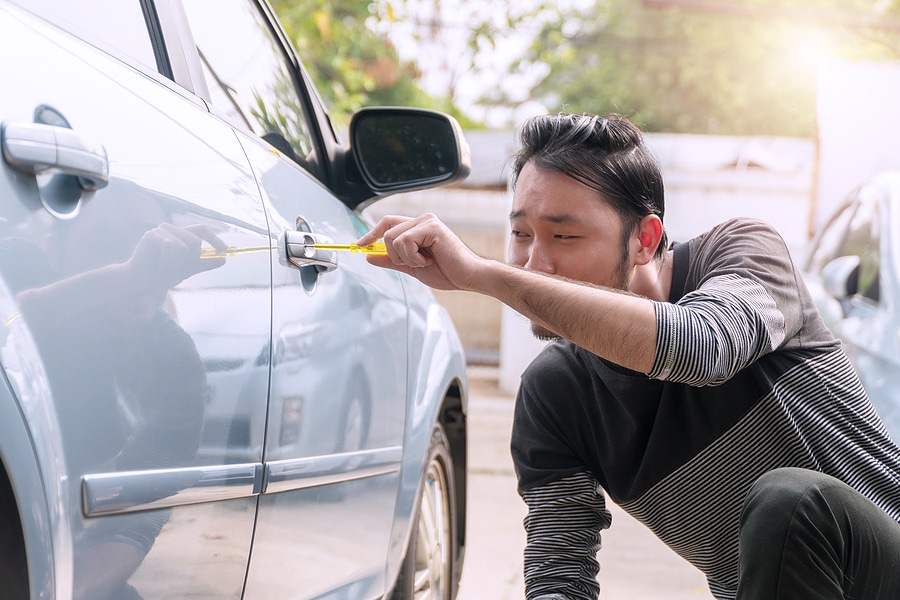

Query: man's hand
[{"left": 356, "top": 213, "right": 484, "bottom": 291}]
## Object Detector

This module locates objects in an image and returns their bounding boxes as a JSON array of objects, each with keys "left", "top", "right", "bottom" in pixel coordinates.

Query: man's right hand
[{"left": 356, "top": 213, "right": 485, "bottom": 292}]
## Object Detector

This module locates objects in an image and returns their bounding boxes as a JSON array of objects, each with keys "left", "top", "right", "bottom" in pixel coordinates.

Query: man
[{"left": 357, "top": 113, "right": 900, "bottom": 599}]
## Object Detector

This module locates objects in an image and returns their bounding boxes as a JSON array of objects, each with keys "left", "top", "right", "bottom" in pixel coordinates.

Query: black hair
[{"left": 511, "top": 113, "right": 667, "bottom": 258}]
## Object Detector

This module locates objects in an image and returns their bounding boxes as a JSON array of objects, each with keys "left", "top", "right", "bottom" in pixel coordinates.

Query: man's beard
[
  {"left": 529, "top": 251, "right": 630, "bottom": 342},
  {"left": 531, "top": 321, "right": 562, "bottom": 342},
  {"left": 530, "top": 323, "right": 561, "bottom": 341}
]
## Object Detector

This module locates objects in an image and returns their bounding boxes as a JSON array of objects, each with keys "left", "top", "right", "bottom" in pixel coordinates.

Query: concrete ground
[{"left": 457, "top": 367, "right": 716, "bottom": 600}]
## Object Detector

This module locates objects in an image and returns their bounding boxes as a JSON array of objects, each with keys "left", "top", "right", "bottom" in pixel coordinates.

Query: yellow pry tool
[{"left": 201, "top": 242, "right": 387, "bottom": 258}]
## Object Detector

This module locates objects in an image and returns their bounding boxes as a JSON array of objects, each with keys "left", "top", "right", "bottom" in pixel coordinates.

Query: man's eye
[{"left": 511, "top": 230, "right": 529, "bottom": 238}]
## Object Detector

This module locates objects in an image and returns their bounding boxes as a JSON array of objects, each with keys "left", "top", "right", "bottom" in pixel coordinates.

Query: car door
[
  {"left": 0, "top": 2, "right": 272, "bottom": 597},
  {"left": 177, "top": 1, "right": 410, "bottom": 597},
  {"left": 805, "top": 185, "right": 900, "bottom": 440}
]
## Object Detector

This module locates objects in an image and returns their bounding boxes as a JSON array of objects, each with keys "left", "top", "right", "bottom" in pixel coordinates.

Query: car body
[
  {"left": 0, "top": 1, "right": 469, "bottom": 599},
  {"left": 802, "top": 171, "right": 900, "bottom": 443}
]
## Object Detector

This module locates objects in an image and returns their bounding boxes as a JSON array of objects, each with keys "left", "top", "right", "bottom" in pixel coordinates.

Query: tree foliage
[
  {"left": 269, "top": 0, "right": 900, "bottom": 135},
  {"left": 488, "top": 0, "right": 900, "bottom": 136},
  {"left": 269, "top": 0, "right": 473, "bottom": 127}
]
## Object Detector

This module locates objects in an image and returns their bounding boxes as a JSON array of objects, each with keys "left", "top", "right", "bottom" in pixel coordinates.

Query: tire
[
  {"left": 0, "top": 471, "right": 28, "bottom": 599},
  {"left": 391, "top": 424, "right": 456, "bottom": 600}
]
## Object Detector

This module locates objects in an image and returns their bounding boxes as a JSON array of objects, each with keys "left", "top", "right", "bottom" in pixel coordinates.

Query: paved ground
[{"left": 457, "top": 368, "right": 716, "bottom": 600}]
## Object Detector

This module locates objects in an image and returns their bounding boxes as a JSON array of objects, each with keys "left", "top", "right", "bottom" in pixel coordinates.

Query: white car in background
[
  {"left": 0, "top": 1, "right": 470, "bottom": 598},
  {"left": 802, "top": 171, "right": 900, "bottom": 442}
]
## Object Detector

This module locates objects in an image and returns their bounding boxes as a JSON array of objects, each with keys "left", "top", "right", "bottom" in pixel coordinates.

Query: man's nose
[{"left": 524, "top": 242, "right": 554, "bottom": 274}]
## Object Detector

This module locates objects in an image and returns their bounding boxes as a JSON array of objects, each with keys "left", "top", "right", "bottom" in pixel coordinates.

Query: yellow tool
[
  {"left": 311, "top": 242, "right": 387, "bottom": 255},
  {"left": 200, "top": 242, "right": 387, "bottom": 258}
]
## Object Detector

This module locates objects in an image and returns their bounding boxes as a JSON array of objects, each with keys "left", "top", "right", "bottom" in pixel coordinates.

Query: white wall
[{"left": 815, "top": 59, "right": 900, "bottom": 231}]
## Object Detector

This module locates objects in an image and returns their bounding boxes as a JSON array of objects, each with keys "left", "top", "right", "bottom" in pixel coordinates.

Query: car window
[
  {"left": 180, "top": 0, "right": 318, "bottom": 171},
  {"left": 808, "top": 203, "right": 858, "bottom": 274},
  {"left": 17, "top": 0, "right": 159, "bottom": 71},
  {"left": 841, "top": 196, "right": 881, "bottom": 303},
  {"left": 809, "top": 193, "right": 881, "bottom": 303}
]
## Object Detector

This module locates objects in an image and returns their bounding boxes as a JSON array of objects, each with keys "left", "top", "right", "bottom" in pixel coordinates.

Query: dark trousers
[{"left": 736, "top": 467, "right": 900, "bottom": 599}]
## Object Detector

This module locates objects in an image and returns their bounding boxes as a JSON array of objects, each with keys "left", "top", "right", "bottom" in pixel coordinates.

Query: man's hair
[{"left": 511, "top": 113, "right": 667, "bottom": 258}]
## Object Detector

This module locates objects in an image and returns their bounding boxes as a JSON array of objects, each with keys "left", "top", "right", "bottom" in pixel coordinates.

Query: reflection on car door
[
  {"left": 242, "top": 137, "right": 409, "bottom": 599},
  {"left": 177, "top": 0, "right": 409, "bottom": 595},
  {"left": 0, "top": 5, "right": 271, "bottom": 597}
]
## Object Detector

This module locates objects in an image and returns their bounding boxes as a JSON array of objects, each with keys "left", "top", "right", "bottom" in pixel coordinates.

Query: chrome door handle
[
  {"left": 284, "top": 231, "right": 338, "bottom": 272},
  {"left": 1, "top": 121, "right": 109, "bottom": 191}
]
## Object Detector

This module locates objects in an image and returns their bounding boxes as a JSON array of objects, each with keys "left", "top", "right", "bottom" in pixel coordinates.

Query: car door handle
[
  {"left": 1, "top": 121, "right": 109, "bottom": 191},
  {"left": 284, "top": 230, "right": 338, "bottom": 272}
]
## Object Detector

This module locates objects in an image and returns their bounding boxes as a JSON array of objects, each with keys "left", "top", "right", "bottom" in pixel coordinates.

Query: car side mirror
[
  {"left": 349, "top": 107, "right": 470, "bottom": 194},
  {"left": 822, "top": 255, "right": 860, "bottom": 300}
]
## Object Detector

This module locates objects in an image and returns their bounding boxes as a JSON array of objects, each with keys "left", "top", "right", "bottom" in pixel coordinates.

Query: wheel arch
[
  {"left": 0, "top": 272, "right": 75, "bottom": 600},
  {"left": 385, "top": 295, "right": 469, "bottom": 597},
  {"left": 0, "top": 368, "right": 60, "bottom": 599},
  {"left": 438, "top": 380, "right": 467, "bottom": 592}
]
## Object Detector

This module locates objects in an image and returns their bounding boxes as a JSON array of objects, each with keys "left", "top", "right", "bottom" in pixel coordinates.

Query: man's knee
[
  {"left": 747, "top": 466, "right": 829, "bottom": 504},
  {"left": 736, "top": 468, "right": 845, "bottom": 598},
  {"left": 739, "top": 468, "right": 842, "bottom": 547},
  {"left": 737, "top": 468, "right": 900, "bottom": 599}
]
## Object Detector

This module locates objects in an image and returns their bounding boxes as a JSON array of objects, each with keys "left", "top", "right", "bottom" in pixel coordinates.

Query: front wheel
[{"left": 391, "top": 424, "right": 456, "bottom": 600}]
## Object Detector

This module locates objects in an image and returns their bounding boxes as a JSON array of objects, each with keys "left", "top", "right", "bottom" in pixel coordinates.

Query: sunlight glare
[{"left": 785, "top": 26, "right": 834, "bottom": 72}]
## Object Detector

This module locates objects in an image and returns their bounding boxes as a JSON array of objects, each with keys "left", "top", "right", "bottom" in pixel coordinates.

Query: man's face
[{"left": 508, "top": 162, "right": 632, "bottom": 339}]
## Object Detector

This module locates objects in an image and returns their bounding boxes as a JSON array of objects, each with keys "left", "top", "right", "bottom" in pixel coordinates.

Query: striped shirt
[{"left": 511, "top": 218, "right": 900, "bottom": 599}]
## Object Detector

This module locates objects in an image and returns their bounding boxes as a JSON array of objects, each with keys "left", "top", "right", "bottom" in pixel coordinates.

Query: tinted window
[
  {"left": 810, "top": 195, "right": 881, "bottom": 303},
  {"left": 808, "top": 203, "right": 857, "bottom": 274},
  {"left": 20, "top": 0, "right": 157, "bottom": 70},
  {"left": 181, "top": 0, "right": 317, "bottom": 168},
  {"left": 841, "top": 197, "right": 881, "bottom": 303}
]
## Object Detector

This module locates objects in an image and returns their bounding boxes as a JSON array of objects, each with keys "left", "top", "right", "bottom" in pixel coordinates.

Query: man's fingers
[
  {"left": 360, "top": 213, "right": 470, "bottom": 292},
  {"left": 390, "top": 231, "right": 434, "bottom": 268},
  {"left": 358, "top": 214, "right": 438, "bottom": 268},
  {"left": 356, "top": 215, "right": 411, "bottom": 247},
  {"left": 366, "top": 254, "right": 406, "bottom": 272}
]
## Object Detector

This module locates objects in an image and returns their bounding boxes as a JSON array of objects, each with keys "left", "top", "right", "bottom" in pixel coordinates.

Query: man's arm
[
  {"left": 357, "top": 213, "right": 659, "bottom": 373},
  {"left": 478, "top": 259, "right": 658, "bottom": 372},
  {"left": 520, "top": 472, "right": 611, "bottom": 600}
]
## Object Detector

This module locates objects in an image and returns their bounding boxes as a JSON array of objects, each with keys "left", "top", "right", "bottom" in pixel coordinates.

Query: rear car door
[
  {"left": 178, "top": 1, "right": 410, "bottom": 597},
  {"left": 0, "top": 2, "right": 271, "bottom": 597}
]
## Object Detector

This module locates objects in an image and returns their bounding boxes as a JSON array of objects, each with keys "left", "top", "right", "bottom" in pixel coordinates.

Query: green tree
[
  {"left": 484, "top": 0, "right": 900, "bottom": 136},
  {"left": 270, "top": 0, "right": 471, "bottom": 127}
]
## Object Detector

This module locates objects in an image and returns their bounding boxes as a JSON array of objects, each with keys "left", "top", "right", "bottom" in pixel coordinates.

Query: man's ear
[{"left": 632, "top": 214, "right": 664, "bottom": 265}]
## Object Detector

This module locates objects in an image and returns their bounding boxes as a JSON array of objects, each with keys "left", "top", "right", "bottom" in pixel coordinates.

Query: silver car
[
  {"left": 803, "top": 171, "right": 900, "bottom": 442},
  {"left": 0, "top": 1, "right": 470, "bottom": 599}
]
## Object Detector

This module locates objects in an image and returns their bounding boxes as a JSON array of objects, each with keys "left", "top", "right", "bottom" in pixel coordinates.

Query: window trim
[
  {"left": 8, "top": 0, "right": 168, "bottom": 81},
  {"left": 140, "top": 0, "right": 173, "bottom": 79},
  {"left": 254, "top": 0, "right": 332, "bottom": 183},
  {"left": 153, "top": 0, "right": 210, "bottom": 97}
]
